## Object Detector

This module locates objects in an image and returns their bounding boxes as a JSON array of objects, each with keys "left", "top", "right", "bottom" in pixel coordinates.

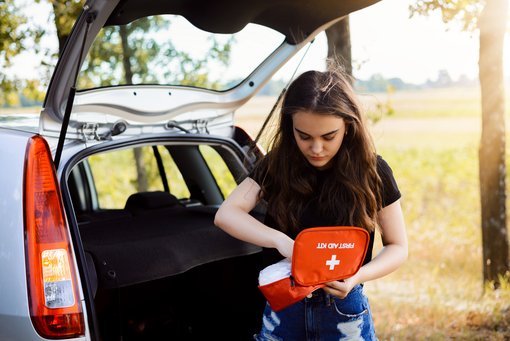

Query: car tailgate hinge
[
  {"left": 80, "top": 122, "right": 111, "bottom": 141},
  {"left": 193, "top": 119, "right": 209, "bottom": 134},
  {"left": 80, "top": 123, "right": 100, "bottom": 141}
]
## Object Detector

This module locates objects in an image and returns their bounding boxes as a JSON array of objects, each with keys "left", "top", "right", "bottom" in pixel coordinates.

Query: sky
[
  {"left": 6, "top": 0, "right": 510, "bottom": 86},
  {"left": 348, "top": 0, "right": 504, "bottom": 84}
]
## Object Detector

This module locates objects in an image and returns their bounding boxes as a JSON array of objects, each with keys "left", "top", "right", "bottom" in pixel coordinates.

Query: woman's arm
[
  {"left": 324, "top": 199, "right": 408, "bottom": 298},
  {"left": 214, "top": 177, "right": 294, "bottom": 258}
]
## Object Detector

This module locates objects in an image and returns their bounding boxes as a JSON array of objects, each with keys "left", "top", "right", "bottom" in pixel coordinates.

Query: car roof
[{"left": 105, "top": 0, "right": 381, "bottom": 44}]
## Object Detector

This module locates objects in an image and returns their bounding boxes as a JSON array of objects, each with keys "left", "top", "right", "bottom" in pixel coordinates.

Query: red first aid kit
[
  {"left": 292, "top": 226, "right": 370, "bottom": 286},
  {"left": 258, "top": 226, "right": 369, "bottom": 311}
]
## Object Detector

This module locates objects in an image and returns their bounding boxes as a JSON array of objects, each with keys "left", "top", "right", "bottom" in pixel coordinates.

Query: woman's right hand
[
  {"left": 274, "top": 233, "right": 294, "bottom": 259},
  {"left": 215, "top": 178, "right": 296, "bottom": 259}
]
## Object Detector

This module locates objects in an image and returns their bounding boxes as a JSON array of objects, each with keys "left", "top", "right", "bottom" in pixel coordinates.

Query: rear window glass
[
  {"left": 156, "top": 145, "right": 191, "bottom": 199},
  {"left": 199, "top": 145, "right": 237, "bottom": 198},
  {"left": 78, "top": 15, "right": 284, "bottom": 91},
  {"left": 87, "top": 145, "right": 189, "bottom": 209}
]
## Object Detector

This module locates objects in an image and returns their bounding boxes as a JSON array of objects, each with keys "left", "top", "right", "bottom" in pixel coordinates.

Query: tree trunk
[
  {"left": 325, "top": 16, "right": 352, "bottom": 78},
  {"left": 133, "top": 147, "right": 149, "bottom": 192},
  {"left": 52, "top": 2, "right": 69, "bottom": 56},
  {"left": 119, "top": 25, "right": 149, "bottom": 192},
  {"left": 120, "top": 25, "right": 134, "bottom": 84},
  {"left": 478, "top": 0, "right": 509, "bottom": 287}
]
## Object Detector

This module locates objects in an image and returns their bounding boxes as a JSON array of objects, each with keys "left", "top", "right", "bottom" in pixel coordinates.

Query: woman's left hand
[{"left": 322, "top": 276, "right": 359, "bottom": 299}]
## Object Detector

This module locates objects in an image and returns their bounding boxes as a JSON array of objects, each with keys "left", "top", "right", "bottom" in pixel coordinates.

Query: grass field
[{"left": 236, "top": 86, "right": 510, "bottom": 340}]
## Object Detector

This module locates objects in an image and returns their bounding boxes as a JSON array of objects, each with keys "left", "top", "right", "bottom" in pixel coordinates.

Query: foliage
[
  {"left": 0, "top": 1, "right": 28, "bottom": 66},
  {"left": 0, "top": 0, "right": 81, "bottom": 107},
  {"left": 1, "top": 1, "right": 233, "bottom": 107},
  {"left": 0, "top": 0, "right": 44, "bottom": 106},
  {"left": 356, "top": 74, "right": 408, "bottom": 93},
  {"left": 78, "top": 15, "right": 233, "bottom": 89},
  {"left": 175, "top": 36, "right": 234, "bottom": 89},
  {"left": 78, "top": 17, "right": 170, "bottom": 88},
  {"left": 43, "top": 0, "right": 83, "bottom": 40},
  {"left": 409, "top": 0, "right": 485, "bottom": 31}
]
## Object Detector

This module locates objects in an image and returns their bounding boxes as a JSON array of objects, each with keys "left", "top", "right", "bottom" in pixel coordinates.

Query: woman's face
[{"left": 292, "top": 111, "right": 346, "bottom": 170}]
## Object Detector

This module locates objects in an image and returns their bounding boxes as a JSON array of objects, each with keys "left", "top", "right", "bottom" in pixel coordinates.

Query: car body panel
[
  {"left": 104, "top": 0, "right": 381, "bottom": 41},
  {"left": 0, "top": 129, "right": 37, "bottom": 340},
  {"left": 0, "top": 128, "right": 90, "bottom": 341}
]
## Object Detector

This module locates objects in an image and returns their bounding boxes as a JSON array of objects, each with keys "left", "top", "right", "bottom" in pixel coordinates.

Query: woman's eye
[
  {"left": 299, "top": 135, "right": 310, "bottom": 140},
  {"left": 323, "top": 135, "right": 336, "bottom": 141}
]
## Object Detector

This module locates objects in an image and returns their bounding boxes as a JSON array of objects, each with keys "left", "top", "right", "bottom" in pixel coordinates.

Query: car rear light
[{"left": 24, "top": 135, "right": 85, "bottom": 338}]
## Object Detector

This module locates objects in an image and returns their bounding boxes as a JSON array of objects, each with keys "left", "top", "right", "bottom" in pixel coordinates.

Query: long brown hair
[{"left": 253, "top": 67, "right": 383, "bottom": 233}]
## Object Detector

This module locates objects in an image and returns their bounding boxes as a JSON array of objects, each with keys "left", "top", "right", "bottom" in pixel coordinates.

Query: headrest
[{"left": 125, "top": 191, "right": 180, "bottom": 212}]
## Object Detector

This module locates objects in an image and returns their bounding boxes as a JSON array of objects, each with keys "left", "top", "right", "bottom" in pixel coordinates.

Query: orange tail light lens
[{"left": 24, "top": 135, "right": 85, "bottom": 338}]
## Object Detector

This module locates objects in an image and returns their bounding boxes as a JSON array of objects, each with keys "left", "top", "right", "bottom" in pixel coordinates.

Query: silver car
[{"left": 0, "top": 0, "right": 380, "bottom": 340}]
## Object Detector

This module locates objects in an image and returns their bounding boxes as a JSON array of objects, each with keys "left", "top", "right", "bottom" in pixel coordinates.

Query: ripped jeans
[{"left": 254, "top": 284, "right": 376, "bottom": 341}]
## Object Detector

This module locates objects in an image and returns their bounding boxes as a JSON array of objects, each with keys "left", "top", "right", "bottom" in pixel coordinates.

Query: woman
[{"left": 214, "top": 67, "right": 407, "bottom": 340}]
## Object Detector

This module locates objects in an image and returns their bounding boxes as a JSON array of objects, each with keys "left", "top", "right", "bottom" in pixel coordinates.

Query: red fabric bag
[
  {"left": 258, "top": 276, "right": 324, "bottom": 312},
  {"left": 258, "top": 226, "right": 369, "bottom": 311},
  {"left": 292, "top": 226, "right": 369, "bottom": 286}
]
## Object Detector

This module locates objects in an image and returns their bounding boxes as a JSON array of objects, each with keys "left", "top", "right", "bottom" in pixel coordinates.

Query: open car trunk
[{"left": 64, "top": 135, "right": 266, "bottom": 340}]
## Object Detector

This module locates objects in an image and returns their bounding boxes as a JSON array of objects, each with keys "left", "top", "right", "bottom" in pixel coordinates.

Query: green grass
[
  {"left": 365, "top": 128, "right": 510, "bottom": 339},
  {"left": 367, "top": 144, "right": 489, "bottom": 339}
]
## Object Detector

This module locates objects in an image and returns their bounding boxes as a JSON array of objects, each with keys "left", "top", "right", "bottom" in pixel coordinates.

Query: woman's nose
[{"left": 311, "top": 140, "right": 323, "bottom": 154}]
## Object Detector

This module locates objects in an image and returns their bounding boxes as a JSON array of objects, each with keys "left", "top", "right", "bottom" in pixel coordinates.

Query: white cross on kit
[{"left": 325, "top": 254, "right": 340, "bottom": 270}]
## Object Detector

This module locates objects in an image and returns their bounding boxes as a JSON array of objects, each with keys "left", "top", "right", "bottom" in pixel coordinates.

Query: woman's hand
[
  {"left": 322, "top": 275, "right": 359, "bottom": 299},
  {"left": 215, "top": 179, "right": 296, "bottom": 257},
  {"left": 274, "top": 233, "right": 294, "bottom": 259}
]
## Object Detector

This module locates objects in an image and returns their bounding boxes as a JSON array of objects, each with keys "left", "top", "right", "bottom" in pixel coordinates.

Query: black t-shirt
[{"left": 250, "top": 155, "right": 401, "bottom": 268}]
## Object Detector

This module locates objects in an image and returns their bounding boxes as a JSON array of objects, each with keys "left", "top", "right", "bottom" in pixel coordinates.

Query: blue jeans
[{"left": 254, "top": 284, "right": 376, "bottom": 341}]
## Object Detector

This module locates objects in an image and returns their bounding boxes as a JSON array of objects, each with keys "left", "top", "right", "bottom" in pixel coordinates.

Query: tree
[
  {"left": 47, "top": 0, "right": 83, "bottom": 55},
  {"left": 435, "top": 69, "right": 453, "bottom": 87},
  {"left": 478, "top": 0, "right": 509, "bottom": 288},
  {"left": 326, "top": 16, "right": 394, "bottom": 122},
  {"left": 0, "top": 0, "right": 43, "bottom": 106},
  {"left": 325, "top": 16, "right": 352, "bottom": 78},
  {"left": 410, "top": 0, "right": 510, "bottom": 287}
]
